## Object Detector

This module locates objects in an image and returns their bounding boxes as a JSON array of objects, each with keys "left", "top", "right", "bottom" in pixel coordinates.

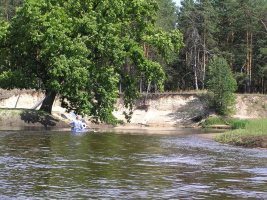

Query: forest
[{"left": 0, "top": 0, "right": 266, "bottom": 122}]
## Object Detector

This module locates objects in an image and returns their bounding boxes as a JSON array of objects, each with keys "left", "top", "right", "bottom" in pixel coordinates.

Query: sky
[{"left": 173, "top": 0, "right": 182, "bottom": 6}]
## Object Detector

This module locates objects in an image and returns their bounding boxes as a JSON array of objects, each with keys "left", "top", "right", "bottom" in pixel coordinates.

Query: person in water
[{"left": 70, "top": 115, "right": 85, "bottom": 130}]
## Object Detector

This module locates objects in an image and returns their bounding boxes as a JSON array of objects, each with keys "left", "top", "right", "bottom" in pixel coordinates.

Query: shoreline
[
  {"left": 0, "top": 114, "right": 265, "bottom": 148},
  {"left": 0, "top": 93, "right": 266, "bottom": 148}
]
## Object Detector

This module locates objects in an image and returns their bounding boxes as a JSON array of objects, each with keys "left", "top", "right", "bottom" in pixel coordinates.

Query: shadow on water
[{"left": 20, "top": 110, "right": 58, "bottom": 129}]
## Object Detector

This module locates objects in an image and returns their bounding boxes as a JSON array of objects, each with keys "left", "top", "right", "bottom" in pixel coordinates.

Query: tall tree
[
  {"left": 197, "top": 0, "right": 219, "bottom": 88},
  {"left": 177, "top": 0, "right": 201, "bottom": 90},
  {"left": 3, "top": 0, "right": 183, "bottom": 123}
]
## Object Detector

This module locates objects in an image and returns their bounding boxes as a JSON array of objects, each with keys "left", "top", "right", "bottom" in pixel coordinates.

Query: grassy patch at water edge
[
  {"left": 215, "top": 119, "right": 267, "bottom": 148},
  {"left": 201, "top": 116, "right": 248, "bottom": 129},
  {"left": 201, "top": 116, "right": 226, "bottom": 128}
]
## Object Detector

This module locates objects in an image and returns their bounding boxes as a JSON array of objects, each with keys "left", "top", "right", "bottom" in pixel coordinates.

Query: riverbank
[
  {"left": 1, "top": 90, "right": 267, "bottom": 148},
  {"left": 214, "top": 119, "right": 267, "bottom": 148},
  {"left": 2, "top": 89, "right": 267, "bottom": 126},
  {"left": 0, "top": 89, "right": 210, "bottom": 129},
  {"left": 0, "top": 107, "right": 267, "bottom": 149},
  {"left": 0, "top": 108, "right": 69, "bottom": 131}
]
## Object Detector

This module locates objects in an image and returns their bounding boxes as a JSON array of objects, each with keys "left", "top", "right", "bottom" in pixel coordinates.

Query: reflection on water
[{"left": 0, "top": 130, "right": 266, "bottom": 199}]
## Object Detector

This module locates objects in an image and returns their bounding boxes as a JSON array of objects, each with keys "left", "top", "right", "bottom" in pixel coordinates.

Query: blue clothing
[{"left": 70, "top": 119, "right": 86, "bottom": 132}]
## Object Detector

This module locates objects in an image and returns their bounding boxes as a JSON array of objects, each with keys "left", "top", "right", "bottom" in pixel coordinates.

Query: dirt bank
[
  {"left": 0, "top": 108, "right": 69, "bottom": 131},
  {"left": 0, "top": 90, "right": 267, "bottom": 130},
  {"left": 234, "top": 94, "right": 267, "bottom": 118},
  {"left": 113, "top": 93, "right": 209, "bottom": 127}
]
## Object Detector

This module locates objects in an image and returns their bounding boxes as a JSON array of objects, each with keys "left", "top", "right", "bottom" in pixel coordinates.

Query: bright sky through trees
[{"left": 173, "top": 0, "right": 181, "bottom": 6}]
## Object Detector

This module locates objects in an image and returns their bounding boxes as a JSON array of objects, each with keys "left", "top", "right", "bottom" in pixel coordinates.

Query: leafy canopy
[{"left": 2, "top": 0, "right": 183, "bottom": 123}]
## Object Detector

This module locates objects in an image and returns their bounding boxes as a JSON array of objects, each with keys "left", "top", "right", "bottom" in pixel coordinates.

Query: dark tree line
[{"left": 171, "top": 0, "right": 267, "bottom": 93}]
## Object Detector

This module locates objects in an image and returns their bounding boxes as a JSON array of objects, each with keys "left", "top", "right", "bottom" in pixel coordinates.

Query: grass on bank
[
  {"left": 215, "top": 118, "right": 267, "bottom": 148},
  {"left": 201, "top": 116, "right": 248, "bottom": 129}
]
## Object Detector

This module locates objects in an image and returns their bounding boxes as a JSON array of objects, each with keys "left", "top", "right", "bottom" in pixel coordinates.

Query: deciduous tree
[{"left": 2, "top": 0, "right": 183, "bottom": 123}]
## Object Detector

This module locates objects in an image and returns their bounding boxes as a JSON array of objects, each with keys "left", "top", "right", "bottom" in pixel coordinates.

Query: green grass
[
  {"left": 202, "top": 116, "right": 248, "bottom": 129},
  {"left": 201, "top": 116, "right": 226, "bottom": 128},
  {"left": 227, "top": 118, "right": 248, "bottom": 129},
  {"left": 215, "top": 119, "right": 267, "bottom": 147}
]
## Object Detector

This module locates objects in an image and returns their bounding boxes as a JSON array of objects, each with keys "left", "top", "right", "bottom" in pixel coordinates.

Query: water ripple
[{"left": 0, "top": 131, "right": 266, "bottom": 199}]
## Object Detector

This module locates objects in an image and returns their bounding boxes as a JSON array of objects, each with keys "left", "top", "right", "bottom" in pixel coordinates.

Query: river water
[{"left": 0, "top": 130, "right": 266, "bottom": 199}]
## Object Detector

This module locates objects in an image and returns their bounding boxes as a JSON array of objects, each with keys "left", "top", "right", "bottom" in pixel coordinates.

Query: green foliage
[
  {"left": 0, "top": 70, "right": 37, "bottom": 88},
  {"left": 155, "top": 0, "right": 177, "bottom": 31},
  {"left": 0, "top": 19, "right": 9, "bottom": 73},
  {"left": 206, "top": 57, "right": 237, "bottom": 115},
  {"left": 0, "top": 20, "right": 8, "bottom": 41},
  {"left": 2, "top": 0, "right": 183, "bottom": 123},
  {"left": 173, "top": 0, "right": 267, "bottom": 93},
  {"left": 144, "top": 29, "right": 184, "bottom": 62},
  {"left": 2, "top": 0, "right": 267, "bottom": 95}
]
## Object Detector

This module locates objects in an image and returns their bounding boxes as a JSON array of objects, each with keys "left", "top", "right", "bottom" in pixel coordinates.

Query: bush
[{"left": 206, "top": 57, "right": 237, "bottom": 116}]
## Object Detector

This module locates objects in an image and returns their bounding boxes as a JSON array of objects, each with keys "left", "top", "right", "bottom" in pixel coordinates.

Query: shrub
[{"left": 206, "top": 57, "right": 237, "bottom": 116}]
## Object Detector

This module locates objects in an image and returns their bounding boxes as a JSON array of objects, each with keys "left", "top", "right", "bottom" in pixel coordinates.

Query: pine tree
[{"left": 177, "top": 0, "right": 201, "bottom": 90}]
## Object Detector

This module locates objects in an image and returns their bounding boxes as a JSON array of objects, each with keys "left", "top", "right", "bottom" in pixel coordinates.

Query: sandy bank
[
  {"left": 1, "top": 90, "right": 267, "bottom": 131},
  {"left": 0, "top": 108, "right": 69, "bottom": 131}
]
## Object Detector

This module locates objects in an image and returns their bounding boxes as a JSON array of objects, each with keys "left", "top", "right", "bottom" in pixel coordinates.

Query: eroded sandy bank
[{"left": 1, "top": 90, "right": 267, "bottom": 131}]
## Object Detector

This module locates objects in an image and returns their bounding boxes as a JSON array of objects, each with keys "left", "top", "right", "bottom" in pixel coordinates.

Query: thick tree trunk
[{"left": 39, "top": 91, "right": 57, "bottom": 114}]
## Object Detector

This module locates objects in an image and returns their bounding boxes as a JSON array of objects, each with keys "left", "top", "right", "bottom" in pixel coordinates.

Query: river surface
[{"left": 0, "top": 129, "right": 266, "bottom": 199}]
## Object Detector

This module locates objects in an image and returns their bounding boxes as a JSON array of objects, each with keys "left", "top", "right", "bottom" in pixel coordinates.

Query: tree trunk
[
  {"left": 5, "top": 0, "right": 9, "bottom": 20},
  {"left": 245, "top": 31, "right": 253, "bottom": 93},
  {"left": 249, "top": 32, "right": 253, "bottom": 91},
  {"left": 202, "top": 31, "right": 206, "bottom": 89},
  {"left": 119, "top": 81, "right": 122, "bottom": 93},
  {"left": 39, "top": 91, "right": 57, "bottom": 114},
  {"left": 140, "top": 78, "right": 143, "bottom": 93},
  {"left": 194, "top": 45, "right": 199, "bottom": 90},
  {"left": 246, "top": 31, "right": 250, "bottom": 93}
]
